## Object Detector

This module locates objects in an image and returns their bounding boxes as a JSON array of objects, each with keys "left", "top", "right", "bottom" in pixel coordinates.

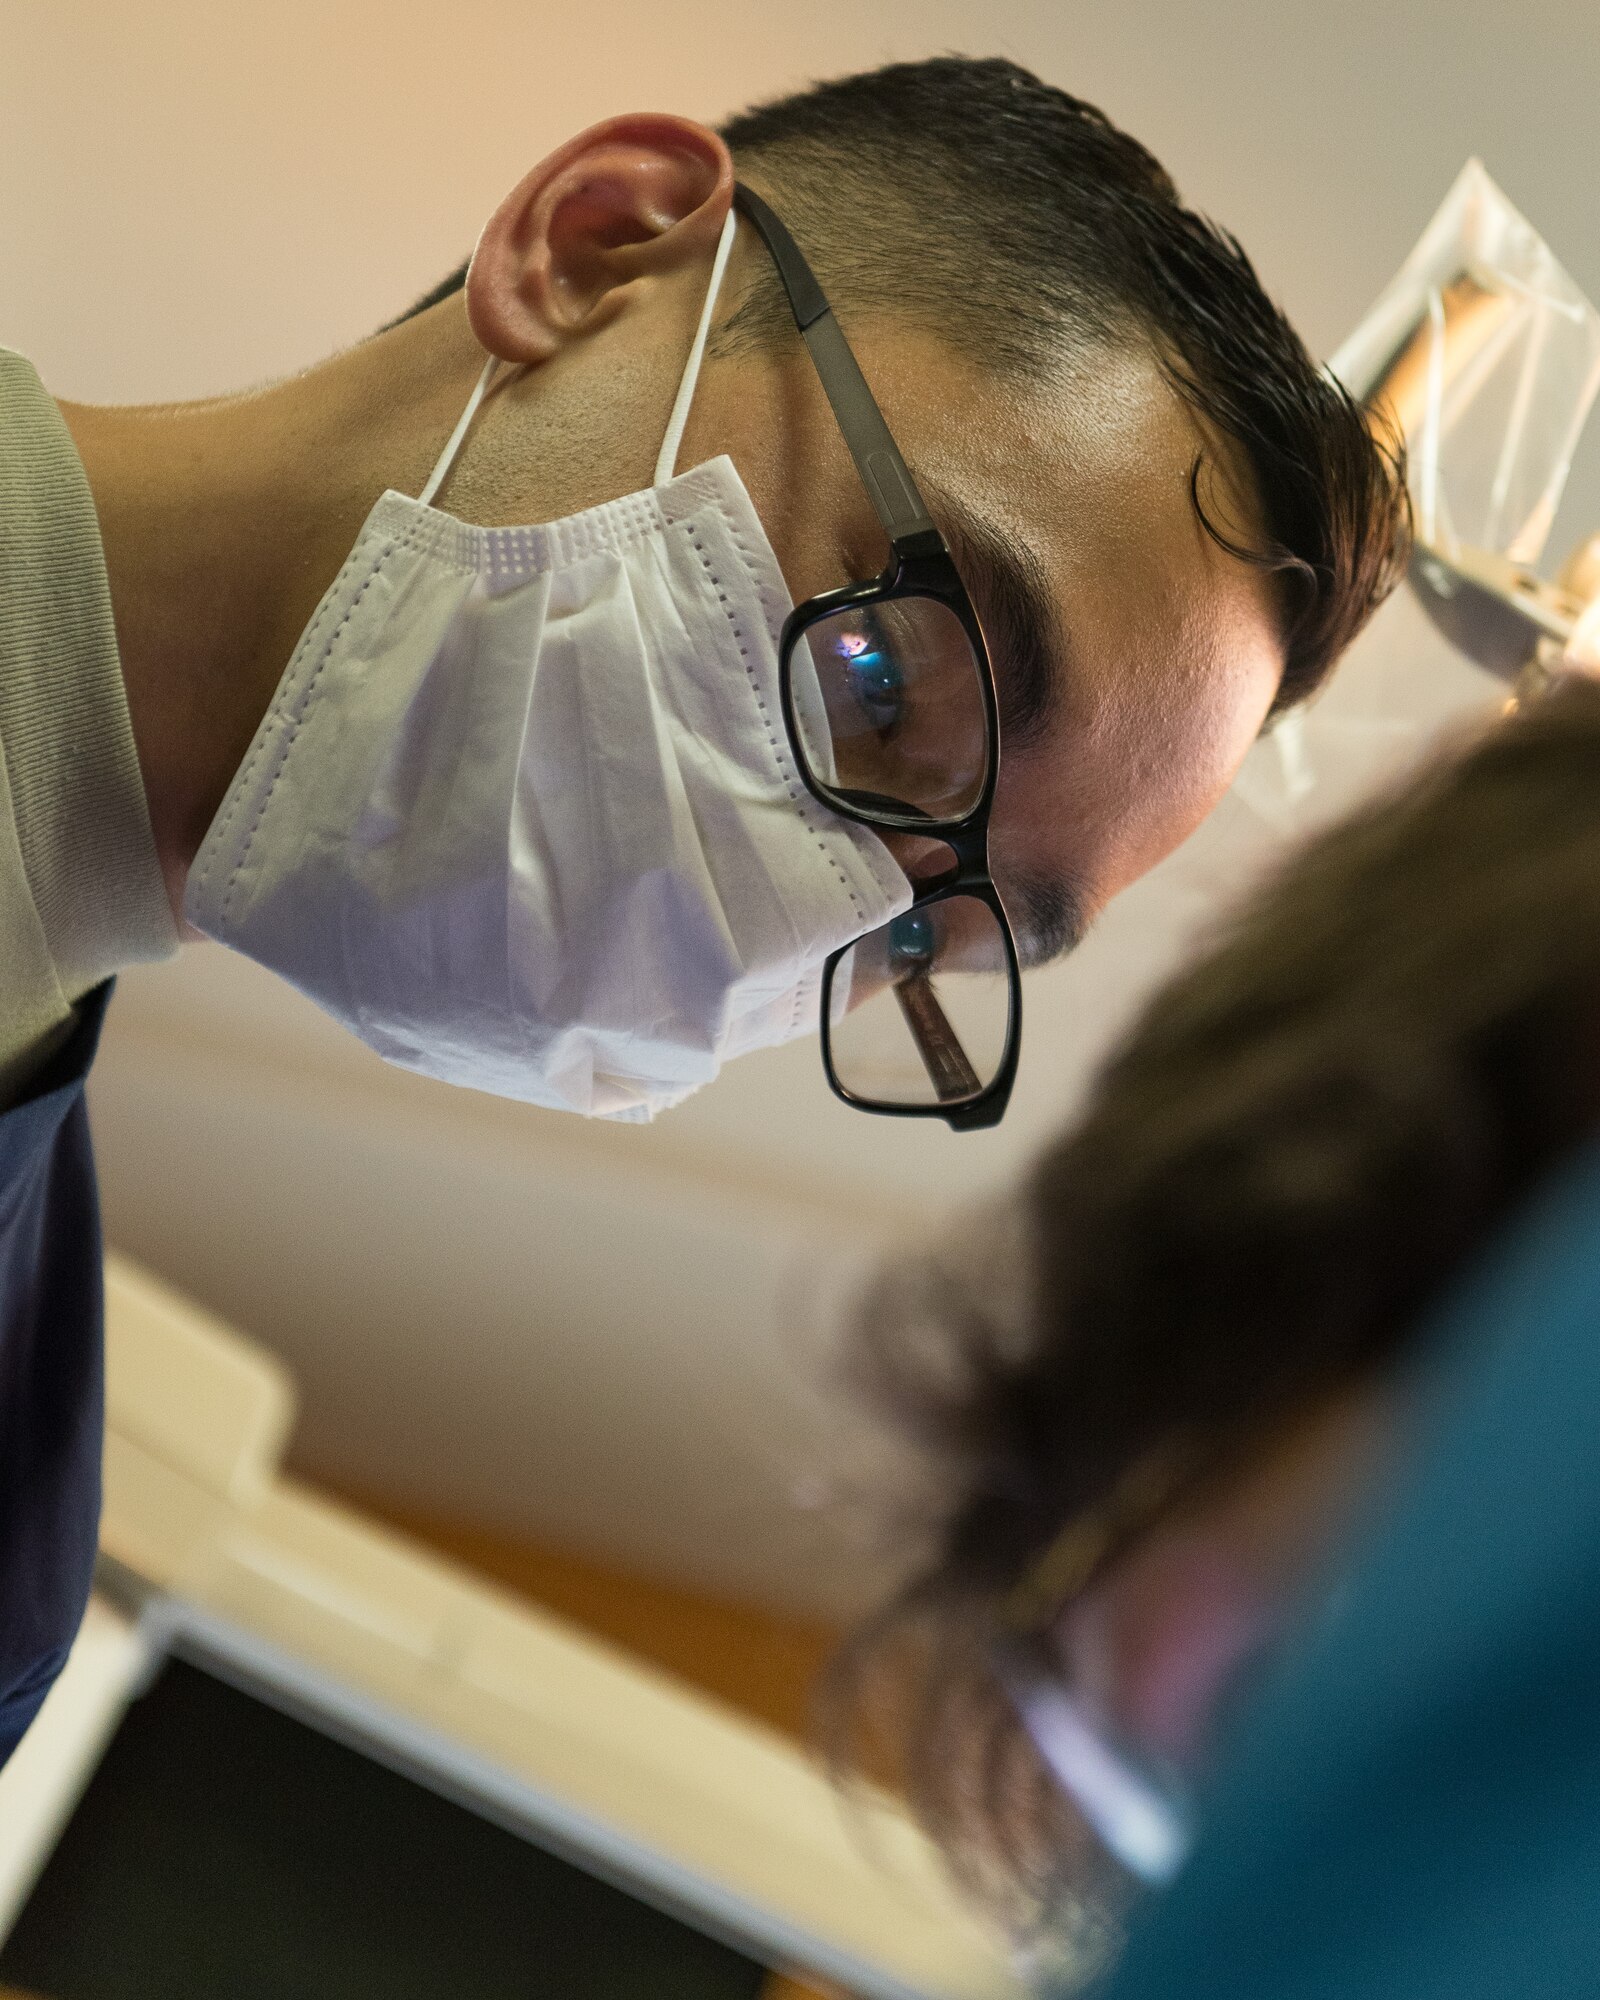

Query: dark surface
[
  {"left": 0, "top": 981, "right": 111, "bottom": 1767},
  {"left": 0, "top": 1657, "right": 770, "bottom": 2000}
]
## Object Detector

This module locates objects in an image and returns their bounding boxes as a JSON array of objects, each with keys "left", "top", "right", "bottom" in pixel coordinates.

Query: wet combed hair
[
  {"left": 393, "top": 56, "right": 1408, "bottom": 714},
  {"left": 837, "top": 680, "right": 1600, "bottom": 1925}
]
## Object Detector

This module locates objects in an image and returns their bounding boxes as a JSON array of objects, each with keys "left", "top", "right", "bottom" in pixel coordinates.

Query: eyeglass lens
[
  {"left": 795, "top": 597, "right": 990, "bottom": 821},
  {"left": 828, "top": 897, "right": 1014, "bottom": 1109}
]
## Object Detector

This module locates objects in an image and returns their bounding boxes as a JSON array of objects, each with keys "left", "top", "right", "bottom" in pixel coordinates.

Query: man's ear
[{"left": 465, "top": 114, "right": 734, "bottom": 367}]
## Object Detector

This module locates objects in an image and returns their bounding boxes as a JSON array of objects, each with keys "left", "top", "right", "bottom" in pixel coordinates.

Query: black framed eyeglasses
[{"left": 733, "top": 184, "right": 1022, "bottom": 1133}]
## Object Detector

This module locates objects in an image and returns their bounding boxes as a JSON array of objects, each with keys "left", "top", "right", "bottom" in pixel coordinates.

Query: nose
[{"left": 878, "top": 829, "right": 959, "bottom": 889}]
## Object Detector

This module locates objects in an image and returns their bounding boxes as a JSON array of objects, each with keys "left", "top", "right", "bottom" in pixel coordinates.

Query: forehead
[
  {"left": 890, "top": 332, "right": 1288, "bottom": 914},
  {"left": 898, "top": 332, "right": 1274, "bottom": 660}
]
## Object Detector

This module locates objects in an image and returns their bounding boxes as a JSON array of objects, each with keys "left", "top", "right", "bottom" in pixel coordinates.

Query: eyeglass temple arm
[
  {"left": 732, "top": 183, "right": 941, "bottom": 556},
  {"left": 893, "top": 971, "right": 983, "bottom": 1104}
]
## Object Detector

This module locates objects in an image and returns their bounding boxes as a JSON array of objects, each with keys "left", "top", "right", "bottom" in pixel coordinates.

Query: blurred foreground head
[{"left": 836, "top": 679, "right": 1600, "bottom": 1952}]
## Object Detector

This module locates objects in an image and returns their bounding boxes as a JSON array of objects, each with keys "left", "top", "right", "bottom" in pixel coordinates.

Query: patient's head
[{"left": 837, "top": 680, "right": 1600, "bottom": 1938}]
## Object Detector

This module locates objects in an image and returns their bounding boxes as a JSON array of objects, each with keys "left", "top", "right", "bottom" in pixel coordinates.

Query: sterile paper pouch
[
  {"left": 1329, "top": 159, "right": 1600, "bottom": 677},
  {"left": 1331, "top": 158, "right": 1600, "bottom": 568},
  {"left": 1225, "top": 161, "right": 1600, "bottom": 842}
]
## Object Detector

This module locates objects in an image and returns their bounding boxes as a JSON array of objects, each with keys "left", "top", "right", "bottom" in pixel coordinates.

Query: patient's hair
[
  {"left": 836, "top": 681, "right": 1600, "bottom": 1925},
  {"left": 393, "top": 55, "right": 1407, "bottom": 714}
]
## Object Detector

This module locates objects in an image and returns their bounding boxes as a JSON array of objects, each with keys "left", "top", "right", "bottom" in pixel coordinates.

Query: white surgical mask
[{"left": 185, "top": 212, "right": 911, "bottom": 1120}]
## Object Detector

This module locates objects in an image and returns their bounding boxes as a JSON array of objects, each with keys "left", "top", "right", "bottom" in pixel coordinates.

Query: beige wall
[
  {"left": 5, "top": 0, "right": 1596, "bottom": 1617},
  {"left": 8, "top": 0, "right": 1598, "bottom": 412}
]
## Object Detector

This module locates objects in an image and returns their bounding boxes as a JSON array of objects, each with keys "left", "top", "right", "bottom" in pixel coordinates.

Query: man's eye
[{"left": 843, "top": 640, "right": 905, "bottom": 733}]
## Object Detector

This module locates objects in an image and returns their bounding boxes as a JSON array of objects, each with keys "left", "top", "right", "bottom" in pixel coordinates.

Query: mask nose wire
[{"left": 416, "top": 205, "right": 740, "bottom": 512}]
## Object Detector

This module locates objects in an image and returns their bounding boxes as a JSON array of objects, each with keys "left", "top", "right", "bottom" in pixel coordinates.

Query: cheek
[
  {"left": 1132, "top": 678, "right": 1273, "bottom": 862},
  {"left": 1058, "top": 1544, "right": 1274, "bottom": 1769},
  {"left": 1111, "top": 1555, "right": 1273, "bottom": 1765},
  {"left": 997, "top": 649, "right": 1275, "bottom": 915},
  {"left": 1085, "top": 622, "right": 1283, "bottom": 896}
]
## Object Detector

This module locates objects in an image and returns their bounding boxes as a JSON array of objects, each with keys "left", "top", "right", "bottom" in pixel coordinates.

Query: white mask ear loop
[
  {"left": 417, "top": 202, "right": 735, "bottom": 509},
  {"left": 418, "top": 355, "right": 501, "bottom": 508},
  {"left": 653, "top": 206, "right": 738, "bottom": 488}
]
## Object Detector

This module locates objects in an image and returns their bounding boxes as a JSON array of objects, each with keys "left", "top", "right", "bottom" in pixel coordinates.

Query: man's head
[
  {"left": 390, "top": 56, "right": 1407, "bottom": 958},
  {"left": 838, "top": 678, "right": 1600, "bottom": 1930}
]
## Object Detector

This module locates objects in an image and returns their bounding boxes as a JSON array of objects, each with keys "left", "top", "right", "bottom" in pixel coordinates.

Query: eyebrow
[
  {"left": 922, "top": 481, "right": 1067, "bottom": 755},
  {"left": 917, "top": 483, "right": 1086, "bottom": 968},
  {"left": 1010, "top": 866, "right": 1090, "bottom": 971}
]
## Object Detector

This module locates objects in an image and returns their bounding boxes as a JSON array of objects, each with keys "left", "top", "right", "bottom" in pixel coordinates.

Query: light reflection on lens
[{"left": 797, "top": 597, "right": 988, "bottom": 819}]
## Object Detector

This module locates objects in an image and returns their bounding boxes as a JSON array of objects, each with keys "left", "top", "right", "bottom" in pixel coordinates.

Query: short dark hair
[
  {"left": 398, "top": 56, "right": 1408, "bottom": 710},
  {"left": 838, "top": 680, "right": 1600, "bottom": 1928}
]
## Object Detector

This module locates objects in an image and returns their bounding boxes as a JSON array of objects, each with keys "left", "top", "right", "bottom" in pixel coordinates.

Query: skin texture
[
  {"left": 1054, "top": 1389, "right": 1396, "bottom": 1770},
  {"left": 62, "top": 114, "right": 1285, "bottom": 944}
]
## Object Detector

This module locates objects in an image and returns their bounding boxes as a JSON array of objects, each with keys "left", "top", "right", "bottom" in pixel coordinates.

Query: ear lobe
[{"left": 465, "top": 114, "right": 733, "bottom": 368}]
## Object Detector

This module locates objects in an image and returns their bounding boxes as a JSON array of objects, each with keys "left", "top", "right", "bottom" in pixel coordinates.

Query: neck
[{"left": 60, "top": 301, "right": 488, "bottom": 922}]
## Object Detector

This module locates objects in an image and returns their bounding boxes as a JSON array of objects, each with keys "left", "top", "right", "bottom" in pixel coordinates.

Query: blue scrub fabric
[
  {"left": 1079, "top": 1138, "right": 1600, "bottom": 2000},
  {"left": 0, "top": 980, "right": 110, "bottom": 1766}
]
